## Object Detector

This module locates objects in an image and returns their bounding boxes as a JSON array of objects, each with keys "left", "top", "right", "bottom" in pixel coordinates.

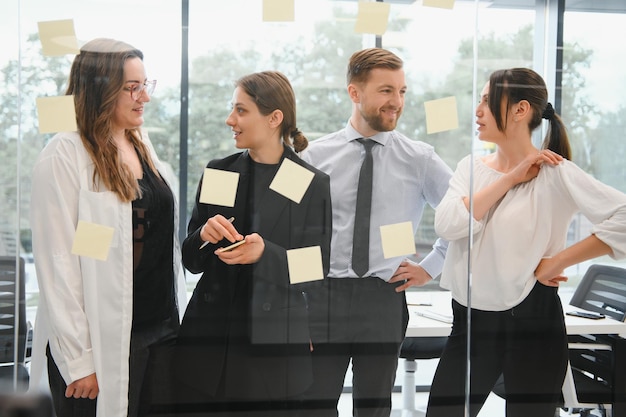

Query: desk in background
[{"left": 402, "top": 290, "right": 626, "bottom": 416}]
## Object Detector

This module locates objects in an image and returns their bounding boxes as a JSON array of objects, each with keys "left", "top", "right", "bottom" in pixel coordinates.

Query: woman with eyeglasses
[{"left": 29, "top": 38, "right": 186, "bottom": 417}]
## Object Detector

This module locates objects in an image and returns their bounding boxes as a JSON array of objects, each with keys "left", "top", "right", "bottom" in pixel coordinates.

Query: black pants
[
  {"left": 47, "top": 313, "right": 179, "bottom": 417},
  {"left": 425, "top": 282, "right": 569, "bottom": 417},
  {"left": 302, "top": 277, "right": 408, "bottom": 417}
]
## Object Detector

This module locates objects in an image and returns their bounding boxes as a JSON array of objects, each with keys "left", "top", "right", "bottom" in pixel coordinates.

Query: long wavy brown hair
[{"left": 66, "top": 38, "right": 158, "bottom": 202}]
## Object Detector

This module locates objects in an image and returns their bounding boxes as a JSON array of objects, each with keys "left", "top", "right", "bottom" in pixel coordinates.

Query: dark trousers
[
  {"left": 47, "top": 313, "right": 179, "bottom": 417},
  {"left": 302, "top": 277, "right": 408, "bottom": 417},
  {"left": 425, "top": 282, "right": 569, "bottom": 417}
]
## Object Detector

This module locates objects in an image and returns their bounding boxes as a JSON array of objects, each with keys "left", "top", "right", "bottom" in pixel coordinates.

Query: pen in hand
[{"left": 199, "top": 216, "right": 235, "bottom": 249}]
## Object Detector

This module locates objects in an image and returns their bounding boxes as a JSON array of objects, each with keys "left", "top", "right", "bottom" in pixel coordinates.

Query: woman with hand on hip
[{"left": 427, "top": 67, "right": 626, "bottom": 417}]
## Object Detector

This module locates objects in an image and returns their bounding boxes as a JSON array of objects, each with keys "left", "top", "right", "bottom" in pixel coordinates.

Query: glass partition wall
[{"left": 3, "top": 0, "right": 625, "bottom": 415}]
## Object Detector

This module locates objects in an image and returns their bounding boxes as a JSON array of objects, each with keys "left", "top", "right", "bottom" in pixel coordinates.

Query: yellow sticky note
[
  {"left": 37, "top": 19, "right": 80, "bottom": 56},
  {"left": 199, "top": 168, "right": 240, "bottom": 207},
  {"left": 269, "top": 158, "right": 315, "bottom": 204},
  {"left": 380, "top": 221, "right": 415, "bottom": 259},
  {"left": 423, "top": 0, "right": 456, "bottom": 10},
  {"left": 263, "top": 0, "right": 295, "bottom": 22},
  {"left": 287, "top": 246, "right": 324, "bottom": 284},
  {"left": 354, "top": 2, "right": 390, "bottom": 36},
  {"left": 71, "top": 220, "right": 115, "bottom": 261},
  {"left": 36, "top": 96, "right": 77, "bottom": 134},
  {"left": 424, "top": 96, "right": 459, "bottom": 134}
]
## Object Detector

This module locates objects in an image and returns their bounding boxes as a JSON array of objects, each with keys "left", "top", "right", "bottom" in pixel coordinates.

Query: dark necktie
[{"left": 352, "top": 138, "right": 375, "bottom": 278}]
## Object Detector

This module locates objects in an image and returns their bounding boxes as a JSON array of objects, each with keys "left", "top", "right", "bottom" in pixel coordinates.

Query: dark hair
[
  {"left": 66, "top": 38, "right": 157, "bottom": 202},
  {"left": 347, "top": 48, "right": 403, "bottom": 86},
  {"left": 236, "top": 71, "right": 308, "bottom": 153},
  {"left": 488, "top": 68, "right": 571, "bottom": 159}
]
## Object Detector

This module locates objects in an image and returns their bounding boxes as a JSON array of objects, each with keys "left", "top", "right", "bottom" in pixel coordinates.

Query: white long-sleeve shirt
[
  {"left": 435, "top": 155, "right": 626, "bottom": 311},
  {"left": 29, "top": 131, "right": 186, "bottom": 417}
]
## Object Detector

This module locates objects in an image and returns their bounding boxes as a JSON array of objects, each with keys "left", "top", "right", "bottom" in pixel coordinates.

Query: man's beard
[{"left": 360, "top": 107, "right": 402, "bottom": 132}]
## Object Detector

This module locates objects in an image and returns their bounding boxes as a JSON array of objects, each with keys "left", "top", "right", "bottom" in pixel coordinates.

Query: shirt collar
[{"left": 344, "top": 121, "right": 390, "bottom": 147}]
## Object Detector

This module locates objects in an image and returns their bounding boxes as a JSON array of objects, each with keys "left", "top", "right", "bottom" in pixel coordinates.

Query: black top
[{"left": 132, "top": 158, "right": 175, "bottom": 329}]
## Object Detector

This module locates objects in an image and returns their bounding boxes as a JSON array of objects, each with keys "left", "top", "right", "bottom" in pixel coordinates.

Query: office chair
[
  {"left": 564, "top": 264, "right": 626, "bottom": 417},
  {"left": 399, "top": 336, "right": 448, "bottom": 416},
  {"left": 400, "top": 281, "right": 449, "bottom": 416},
  {"left": 0, "top": 256, "right": 29, "bottom": 393}
]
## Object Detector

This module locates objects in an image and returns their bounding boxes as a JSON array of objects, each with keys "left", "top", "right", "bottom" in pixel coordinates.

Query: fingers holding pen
[{"left": 200, "top": 215, "right": 243, "bottom": 245}]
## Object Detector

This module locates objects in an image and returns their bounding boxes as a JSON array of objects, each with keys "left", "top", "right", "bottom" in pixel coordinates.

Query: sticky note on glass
[
  {"left": 269, "top": 158, "right": 315, "bottom": 204},
  {"left": 71, "top": 220, "right": 115, "bottom": 261},
  {"left": 37, "top": 19, "right": 80, "bottom": 56},
  {"left": 199, "top": 168, "right": 240, "bottom": 207},
  {"left": 380, "top": 221, "right": 415, "bottom": 259},
  {"left": 36, "top": 96, "right": 77, "bottom": 134},
  {"left": 423, "top": 0, "right": 456, "bottom": 10},
  {"left": 354, "top": 1, "right": 390, "bottom": 36},
  {"left": 263, "top": 0, "right": 295, "bottom": 22},
  {"left": 287, "top": 246, "right": 324, "bottom": 284},
  {"left": 424, "top": 96, "right": 459, "bottom": 134}
]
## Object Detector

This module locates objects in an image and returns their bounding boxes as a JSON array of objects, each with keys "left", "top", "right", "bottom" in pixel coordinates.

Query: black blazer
[{"left": 176, "top": 146, "right": 332, "bottom": 401}]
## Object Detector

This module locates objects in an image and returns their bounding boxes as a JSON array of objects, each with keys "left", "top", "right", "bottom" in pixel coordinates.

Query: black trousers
[
  {"left": 302, "top": 277, "right": 408, "bottom": 417},
  {"left": 425, "top": 282, "right": 569, "bottom": 417},
  {"left": 47, "top": 312, "right": 179, "bottom": 417}
]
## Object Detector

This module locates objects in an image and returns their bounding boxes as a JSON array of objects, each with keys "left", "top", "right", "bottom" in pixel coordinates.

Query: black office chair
[
  {"left": 0, "top": 256, "right": 30, "bottom": 393},
  {"left": 563, "top": 264, "right": 626, "bottom": 417},
  {"left": 492, "top": 264, "right": 626, "bottom": 416}
]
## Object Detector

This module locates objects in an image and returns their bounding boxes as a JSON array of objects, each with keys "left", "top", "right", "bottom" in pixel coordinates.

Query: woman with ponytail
[
  {"left": 175, "top": 71, "right": 332, "bottom": 416},
  {"left": 427, "top": 67, "right": 626, "bottom": 417}
]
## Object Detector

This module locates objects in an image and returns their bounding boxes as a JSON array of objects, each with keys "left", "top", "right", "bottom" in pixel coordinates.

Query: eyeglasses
[{"left": 124, "top": 80, "right": 157, "bottom": 101}]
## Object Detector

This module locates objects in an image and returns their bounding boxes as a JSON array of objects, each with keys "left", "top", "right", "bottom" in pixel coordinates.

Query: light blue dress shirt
[{"left": 301, "top": 121, "right": 453, "bottom": 281}]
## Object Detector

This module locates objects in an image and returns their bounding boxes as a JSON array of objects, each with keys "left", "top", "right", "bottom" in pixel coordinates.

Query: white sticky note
[
  {"left": 263, "top": 0, "right": 295, "bottom": 22},
  {"left": 354, "top": 2, "right": 390, "bottom": 36},
  {"left": 199, "top": 168, "right": 240, "bottom": 207},
  {"left": 71, "top": 220, "right": 115, "bottom": 261},
  {"left": 423, "top": 0, "right": 456, "bottom": 10},
  {"left": 36, "top": 96, "right": 77, "bottom": 134},
  {"left": 37, "top": 19, "right": 80, "bottom": 56},
  {"left": 287, "top": 246, "right": 324, "bottom": 284},
  {"left": 269, "top": 158, "right": 315, "bottom": 204},
  {"left": 424, "top": 96, "right": 459, "bottom": 134},
  {"left": 380, "top": 221, "right": 415, "bottom": 259}
]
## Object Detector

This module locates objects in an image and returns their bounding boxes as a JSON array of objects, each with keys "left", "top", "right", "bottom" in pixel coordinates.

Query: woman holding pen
[{"left": 174, "top": 71, "right": 332, "bottom": 416}]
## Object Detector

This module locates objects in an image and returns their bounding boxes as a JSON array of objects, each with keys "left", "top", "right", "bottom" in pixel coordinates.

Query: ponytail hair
[
  {"left": 540, "top": 103, "right": 571, "bottom": 160},
  {"left": 235, "top": 71, "right": 308, "bottom": 152},
  {"left": 488, "top": 68, "right": 571, "bottom": 160}
]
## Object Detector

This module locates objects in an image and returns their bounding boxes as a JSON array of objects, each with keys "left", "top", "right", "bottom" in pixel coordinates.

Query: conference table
[{"left": 402, "top": 290, "right": 626, "bottom": 416}]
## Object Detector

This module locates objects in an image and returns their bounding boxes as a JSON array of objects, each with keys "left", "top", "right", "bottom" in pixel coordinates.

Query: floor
[{"left": 336, "top": 358, "right": 599, "bottom": 417}]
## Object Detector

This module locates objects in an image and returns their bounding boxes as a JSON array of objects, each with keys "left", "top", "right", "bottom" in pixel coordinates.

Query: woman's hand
[
  {"left": 65, "top": 373, "right": 99, "bottom": 400},
  {"left": 200, "top": 214, "right": 243, "bottom": 244},
  {"left": 215, "top": 233, "right": 265, "bottom": 265},
  {"left": 506, "top": 149, "right": 563, "bottom": 186},
  {"left": 534, "top": 257, "right": 568, "bottom": 287}
]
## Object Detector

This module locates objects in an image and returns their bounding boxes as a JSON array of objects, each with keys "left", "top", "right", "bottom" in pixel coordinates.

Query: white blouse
[{"left": 434, "top": 155, "right": 626, "bottom": 311}]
